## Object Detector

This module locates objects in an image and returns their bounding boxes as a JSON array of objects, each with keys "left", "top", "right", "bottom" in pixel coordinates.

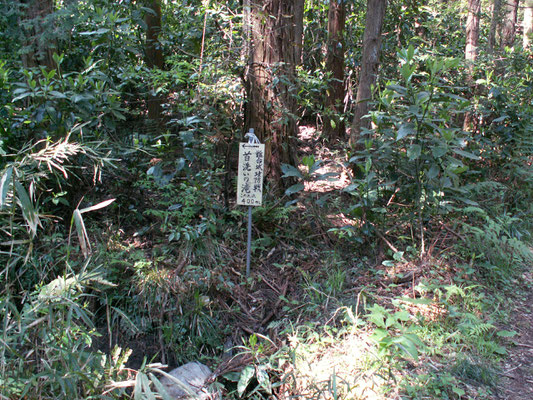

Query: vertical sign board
[{"left": 237, "top": 143, "right": 265, "bottom": 207}]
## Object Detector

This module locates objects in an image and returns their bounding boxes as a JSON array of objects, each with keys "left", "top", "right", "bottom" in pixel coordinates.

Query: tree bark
[
  {"left": 501, "top": 0, "right": 519, "bottom": 49},
  {"left": 463, "top": 0, "right": 481, "bottom": 132},
  {"left": 465, "top": 0, "right": 481, "bottom": 63},
  {"left": 145, "top": 0, "right": 164, "bottom": 69},
  {"left": 524, "top": 0, "right": 533, "bottom": 48},
  {"left": 294, "top": 0, "right": 304, "bottom": 64},
  {"left": 324, "top": 0, "right": 346, "bottom": 141},
  {"left": 488, "top": 0, "right": 502, "bottom": 52},
  {"left": 246, "top": 0, "right": 300, "bottom": 189},
  {"left": 20, "top": 0, "right": 56, "bottom": 70},
  {"left": 242, "top": 0, "right": 251, "bottom": 62},
  {"left": 350, "top": 0, "right": 387, "bottom": 147},
  {"left": 144, "top": 0, "right": 165, "bottom": 126}
]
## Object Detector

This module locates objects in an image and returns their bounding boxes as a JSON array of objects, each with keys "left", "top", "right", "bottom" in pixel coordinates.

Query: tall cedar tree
[
  {"left": 245, "top": 0, "right": 303, "bottom": 189},
  {"left": 294, "top": 0, "right": 304, "bottom": 64},
  {"left": 20, "top": 0, "right": 56, "bottom": 70},
  {"left": 488, "top": 0, "right": 502, "bottom": 52},
  {"left": 350, "top": 0, "right": 387, "bottom": 147},
  {"left": 324, "top": 0, "right": 346, "bottom": 141},
  {"left": 464, "top": 0, "right": 481, "bottom": 132},
  {"left": 501, "top": 0, "right": 520, "bottom": 49},
  {"left": 144, "top": 0, "right": 165, "bottom": 126},
  {"left": 465, "top": 0, "right": 481, "bottom": 64},
  {"left": 524, "top": 0, "right": 533, "bottom": 48}
]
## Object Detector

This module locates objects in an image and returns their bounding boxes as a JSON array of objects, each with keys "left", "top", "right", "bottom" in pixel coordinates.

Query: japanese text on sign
[{"left": 237, "top": 143, "right": 265, "bottom": 206}]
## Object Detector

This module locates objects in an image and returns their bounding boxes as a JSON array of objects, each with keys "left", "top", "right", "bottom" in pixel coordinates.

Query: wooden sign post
[{"left": 237, "top": 129, "right": 264, "bottom": 277}]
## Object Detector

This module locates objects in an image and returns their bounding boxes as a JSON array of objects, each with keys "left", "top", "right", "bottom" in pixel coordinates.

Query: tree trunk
[
  {"left": 501, "top": 0, "right": 519, "bottom": 49},
  {"left": 465, "top": 0, "right": 481, "bottom": 63},
  {"left": 324, "top": 0, "right": 346, "bottom": 141},
  {"left": 144, "top": 0, "right": 165, "bottom": 126},
  {"left": 463, "top": 0, "right": 481, "bottom": 132},
  {"left": 20, "top": 0, "right": 56, "bottom": 70},
  {"left": 145, "top": 0, "right": 164, "bottom": 69},
  {"left": 350, "top": 0, "right": 387, "bottom": 147},
  {"left": 246, "top": 0, "right": 300, "bottom": 189},
  {"left": 524, "top": 0, "right": 533, "bottom": 48},
  {"left": 242, "top": 0, "right": 251, "bottom": 62},
  {"left": 294, "top": 0, "right": 304, "bottom": 64},
  {"left": 488, "top": 0, "right": 502, "bottom": 52}
]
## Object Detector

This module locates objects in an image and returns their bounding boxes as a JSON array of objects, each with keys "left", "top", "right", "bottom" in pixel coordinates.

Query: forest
[{"left": 0, "top": 0, "right": 532, "bottom": 399}]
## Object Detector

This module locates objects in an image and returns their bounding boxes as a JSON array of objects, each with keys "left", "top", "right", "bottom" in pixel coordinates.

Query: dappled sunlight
[
  {"left": 326, "top": 212, "right": 360, "bottom": 228},
  {"left": 297, "top": 125, "right": 351, "bottom": 194},
  {"left": 284, "top": 325, "right": 390, "bottom": 399}
]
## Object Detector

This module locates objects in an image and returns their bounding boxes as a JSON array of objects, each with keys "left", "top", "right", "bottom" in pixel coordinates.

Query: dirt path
[{"left": 500, "top": 272, "right": 533, "bottom": 399}]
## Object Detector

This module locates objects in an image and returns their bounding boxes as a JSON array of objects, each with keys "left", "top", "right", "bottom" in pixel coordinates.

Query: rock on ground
[{"left": 159, "top": 361, "right": 219, "bottom": 399}]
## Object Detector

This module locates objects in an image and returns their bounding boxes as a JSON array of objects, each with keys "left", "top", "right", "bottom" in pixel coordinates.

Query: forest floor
[
  {"left": 500, "top": 270, "right": 533, "bottom": 400},
  {"left": 106, "top": 125, "right": 532, "bottom": 399},
  {"left": 277, "top": 126, "right": 533, "bottom": 400}
]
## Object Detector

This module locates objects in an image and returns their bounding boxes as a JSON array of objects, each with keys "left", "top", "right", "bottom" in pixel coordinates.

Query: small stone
[{"left": 159, "top": 361, "right": 219, "bottom": 399}]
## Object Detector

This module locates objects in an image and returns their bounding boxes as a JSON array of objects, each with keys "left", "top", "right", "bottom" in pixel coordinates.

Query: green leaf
[
  {"left": 301, "top": 155, "right": 315, "bottom": 169},
  {"left": 452, "top": 165, "right": 468, "bottom": 174},
  {"left": 394, "top": 310, "right": 410, "bottom": 322},
  {"left": 400, "top": 297, "right": 433, "bottom": 305},
  {"left": 310, "top": 162, "right": 324, "bottom": 175},
  {"left": 285, "top": 182, "right": 304, "bottom": 196},
  {"left": 222, "top": 371, "right": 241, "bottom": 382},
  {"left": 407, "top": 144, "right": 422, "bottom": 160},
  {"left": 367, "top": 306, "right": 386, "bottom": 328},
  {"left": 407, "top": 45, "right": 415, "bottom": 61},
  {"left": 149, "top": 374, "right": 173, "bottom": 400},
  {"left": 426, "top": 164, "right": 439, "bottom": 179},
  {"left": 141, "top": 373, "right": 156, "bottom": 400},
  {"left": 15, "top": 181, "right": 40, "bottom": 237},
  {"left": 385, "top": 315, "right": 397, "bottom": 328},
  {"left": 49, "top": 90, "right": 67, "bottom": 99},
  {"left": 452, "top": 387, "right": 465, "bottom": 397},
  {"left": 79, "top": 28, "right": 110, "bottom": 35},
  {"left": 442, "top": 129, "right": 455, "bottom": 141},
  {"left": 370, "top": 328, "right": 389, "bottom": 342},
  {"left": 457, "top": 197, "right": 479, "bottom": 206},
  {"left": 180, "top": 131, "right": 194, "bottom": 146},
  {"left": 256, "top": 365, "right": 272, "bottom": 394},
  {"left": 73, "top": 209, "right": 90, "bottom": 257},
  {"left": 401, "top": 63, "right": 414, "bottom": 81},
  {"left": 111, "top": 109, "right": 126, "bottom": 120},
  {"left": 431, "top": 146, "right": 447, "bottom": 158},
  {"left": 12, "top": 92, "right": 32, "bottom": 102},
  {"left": 393, "top": 334, "right": 421, "bottom": 360},
  {"left": 492, "top": 115, "right": 508, "bottom": 123},
  {"left": 79, "top": 198, "right": 115, "bottom": 214},
  {"left": 453, "top": 149, "right": 480, "bottom": 160},
  {"left": 496, "top": 330, "right": 518, "bottom": 338},
  {"left": 0, "top": 166, "right": 13, "bottom": 208},
  {"left": 387, "top": 84, "right": 407, "bottom": 95},
  {"left": 397, "top": 123, "right": 415, "bottom": 141},
  {"left": 237, "top": 366, "right": 255, "bottom": 397},
  {"left": 416, "top": 91, "right": 430, "bottom": 103},
  {"left": 493, "top": 345, "right": 507, "bottom": 355},
  {"left": 71, "top": 94, "right": 93, "bottom": 103},
  {"left": 12, "top": 88, "right": 28, "bottom": 96},
  {"left": 134, "top": 372, "right": 144, "bottom": 400},
  {"left": 281, "top": 163, "right": 303, "bottom": 179},
  {"left": 316, "top": 172, "right": 338, "bottom": 181}
]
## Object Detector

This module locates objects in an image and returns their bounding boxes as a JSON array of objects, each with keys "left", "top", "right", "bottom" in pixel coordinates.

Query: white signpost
[{"left": 237, "top": 129, "right": 264, "bottom": 277}]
